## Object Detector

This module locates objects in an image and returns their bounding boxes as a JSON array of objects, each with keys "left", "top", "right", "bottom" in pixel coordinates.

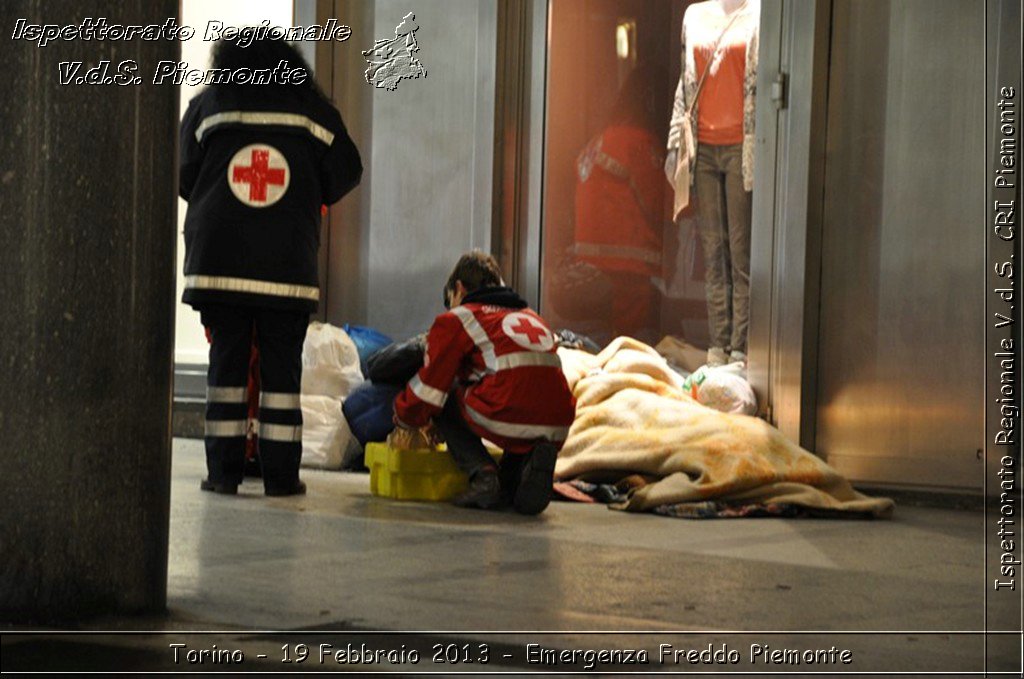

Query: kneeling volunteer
[{"left": 393, "top": 251, "right": 577, "bottom": 514}]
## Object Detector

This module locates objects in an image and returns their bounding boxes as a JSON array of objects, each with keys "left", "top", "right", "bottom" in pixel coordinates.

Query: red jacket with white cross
[{"left": 393, "top": 287, "right": 577, "bottom": 454}]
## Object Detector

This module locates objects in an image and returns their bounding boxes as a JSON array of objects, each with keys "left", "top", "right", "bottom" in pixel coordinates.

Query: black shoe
[
  {"left": 453, "top": 470, "right": 503, "bottom": 510},
  {"left": 200, "top": 478, "right": 238, "bottom": 495},
  {"left": 513, "top": 442, "right": 558, "bottom": 515},
  {"left": 265, "top": 480, "right": 307, "bottom": 497}
]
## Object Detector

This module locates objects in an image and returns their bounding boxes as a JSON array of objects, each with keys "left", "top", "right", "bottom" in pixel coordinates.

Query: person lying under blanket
[{"left": 553, "top": 337, "right": 895, "bottom": 519}]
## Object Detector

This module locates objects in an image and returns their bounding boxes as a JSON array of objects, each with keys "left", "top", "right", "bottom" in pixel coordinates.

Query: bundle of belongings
[
  {"left": 554, "top": 337, "right": 895, "bottom": 519},
  {"left": 341, "top": 333, "right": 426, "bottom": 467}
]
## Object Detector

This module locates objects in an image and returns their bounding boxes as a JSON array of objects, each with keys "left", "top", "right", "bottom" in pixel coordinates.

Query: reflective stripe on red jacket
[
  {"left": 394, "top": 287, "right": 577, "bottom": 454},
  {"left": 574, "top": 125, "right": 664, "bottom": 276}
]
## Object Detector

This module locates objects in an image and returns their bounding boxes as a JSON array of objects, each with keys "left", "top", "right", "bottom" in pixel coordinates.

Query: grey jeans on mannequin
[{"left": 694, "top": 142, "right": 751, "bottom": 355}]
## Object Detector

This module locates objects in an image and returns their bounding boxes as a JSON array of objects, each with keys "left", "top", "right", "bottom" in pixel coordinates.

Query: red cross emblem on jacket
[
  {"left": 227, "top": 144, "right": 290, "bottom": 208},
  {"left": 502, "top": 312, "right": 554, "bottom": 350}
]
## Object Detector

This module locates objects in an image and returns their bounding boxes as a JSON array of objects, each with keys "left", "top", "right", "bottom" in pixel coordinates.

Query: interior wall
[
  {"left": 325, "top": 0, "right": 496, "bottom": 341},
  {"left": 815, "top": 0, "right": 985, "bottom": 489}
]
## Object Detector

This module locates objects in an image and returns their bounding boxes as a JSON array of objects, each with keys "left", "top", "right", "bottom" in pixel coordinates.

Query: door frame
[{"left": 748, "top": 0, "right": 832, "bottom": 450}]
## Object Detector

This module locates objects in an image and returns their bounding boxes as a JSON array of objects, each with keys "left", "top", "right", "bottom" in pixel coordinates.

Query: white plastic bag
[
  {"left": 696, "top": 368, "right": 758, "bottom": 416},
  {"left": 682, "top": 361, "right": 745, "bottom": 393},
  {"left": 301, "top": 394, "right": 359, "bottom": 469},
  {"left": 302, "top": 322, "right": 364, "bottom": 398}
]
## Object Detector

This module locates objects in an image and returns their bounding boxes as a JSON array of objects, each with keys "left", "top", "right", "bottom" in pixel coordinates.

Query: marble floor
[{"left": 1, "top": 437, "right": 1017, "bottom": 675}]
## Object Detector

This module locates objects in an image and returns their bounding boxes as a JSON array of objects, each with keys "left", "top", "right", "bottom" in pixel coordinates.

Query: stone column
[{"left": 0, "top": 1, "right": 179, "bottom": 621}]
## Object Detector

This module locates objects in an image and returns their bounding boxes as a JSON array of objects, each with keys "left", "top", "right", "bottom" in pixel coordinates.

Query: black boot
[
  {"left": 453, "top": 469, "right": 503, "bottom": 510},
  {"left": 265, "top": 480, "right": 306, "bottom": 497},
  {"left": 513, "top": 442, "right": 558, "bottom": 515},
  {"left": 200, "top": 478, "right": 238, "bottom": 495}
]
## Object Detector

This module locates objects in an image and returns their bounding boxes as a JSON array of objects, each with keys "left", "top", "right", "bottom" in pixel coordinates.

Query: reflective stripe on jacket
[{"left": 574, "top": 126, "right": 664, "bottom": 276}]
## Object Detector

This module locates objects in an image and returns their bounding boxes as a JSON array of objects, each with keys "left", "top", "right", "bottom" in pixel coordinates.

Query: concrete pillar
[{"left": 0, "top": 1, "right": 178, "bottom": 621}]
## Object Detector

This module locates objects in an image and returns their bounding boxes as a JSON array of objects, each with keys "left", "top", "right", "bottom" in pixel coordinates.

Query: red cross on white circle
[
  {"left": 227, "top": 144, "right": 290, "bottom": 208},
  {"left": 502, "top": 312, "right": 554, "bottom": 351}
]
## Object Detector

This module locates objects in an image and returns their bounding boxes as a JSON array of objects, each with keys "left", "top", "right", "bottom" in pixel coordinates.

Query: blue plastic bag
[
  {"left": 342, "top": 382, "right": 403, "bottom": 452},
  {"left": 342, "top": 324, "right": 394, "bottom": 377}
]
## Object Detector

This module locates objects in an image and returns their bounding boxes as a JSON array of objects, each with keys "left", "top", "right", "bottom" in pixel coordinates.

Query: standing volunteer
[{"left": 179, "top": 37, "right": 362, "bottom": 496}]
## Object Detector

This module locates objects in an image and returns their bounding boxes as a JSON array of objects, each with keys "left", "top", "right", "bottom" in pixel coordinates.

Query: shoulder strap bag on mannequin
[{"left": 672, "top": 3, "right": 747, "bottom": 219}]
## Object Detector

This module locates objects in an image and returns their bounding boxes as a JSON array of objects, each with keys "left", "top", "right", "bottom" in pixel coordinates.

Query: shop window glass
[{"left": 540, "top": 0, "right": 759, "bottom": 362}]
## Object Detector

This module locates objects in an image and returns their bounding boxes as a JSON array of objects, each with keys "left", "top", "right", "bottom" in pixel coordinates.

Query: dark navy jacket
[{"left": 179, "top": 85, "right": 361, "bottom": 312}]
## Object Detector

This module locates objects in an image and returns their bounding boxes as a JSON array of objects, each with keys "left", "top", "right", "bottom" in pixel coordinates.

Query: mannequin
[{"left": 666, "top": 0, "right": 758, "bottom": 367}]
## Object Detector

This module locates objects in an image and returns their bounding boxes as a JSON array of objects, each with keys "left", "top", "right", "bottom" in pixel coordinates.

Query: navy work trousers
[{"left": 201, "top": 304, "right": 309, "bottom": 493}]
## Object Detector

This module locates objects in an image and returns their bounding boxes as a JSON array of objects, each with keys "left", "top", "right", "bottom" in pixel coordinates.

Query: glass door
[
  {"left": 541, "top": 0, "right": 688, "bottom": 349},
  {"left": 539, "top": 0, "right": 761, "bottom": 365}
]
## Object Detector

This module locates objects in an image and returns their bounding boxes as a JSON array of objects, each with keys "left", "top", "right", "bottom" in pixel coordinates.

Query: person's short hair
[{"left": 444, "top": 250, "right": 503, "bottom": 307}]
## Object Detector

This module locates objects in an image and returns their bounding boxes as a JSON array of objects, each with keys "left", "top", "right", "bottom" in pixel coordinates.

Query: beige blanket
[{"left": 555, "top": 338, "right": 894, "bottom": 518}]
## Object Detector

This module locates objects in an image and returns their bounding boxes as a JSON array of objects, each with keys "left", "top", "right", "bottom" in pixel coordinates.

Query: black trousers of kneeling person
[
  {"left": 201, "top": 304, "right": 309, "bottom": 493},
  {"left": 434, "top": 397, "right": 529, "bottom": 501}
]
